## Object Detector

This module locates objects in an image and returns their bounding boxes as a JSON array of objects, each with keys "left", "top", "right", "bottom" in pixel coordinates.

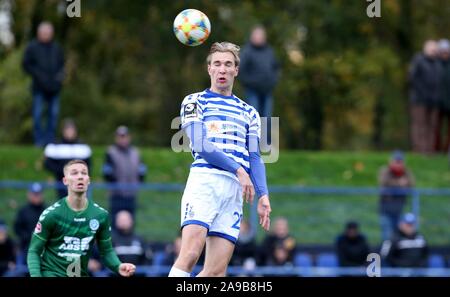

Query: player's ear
[
  {"left": 62, "top": 176, "right": 68, "bottom": 186},
  {"left": 207, "top": 64, "right": 211, "bottom": 75},
  {"left": 235, "top": 65, "right": 239, "bottom": 77}
]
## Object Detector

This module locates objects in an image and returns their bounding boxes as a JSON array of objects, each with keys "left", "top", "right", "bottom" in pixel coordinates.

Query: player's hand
[
  {"left": 257, "top": 195, "right": 271, "bottom": 231},
  {"left": 118, "top": 263, "right": 136, "bottom": 277},
  {"left": 236, "top": 167, "right": 255, "bottom": 204}
]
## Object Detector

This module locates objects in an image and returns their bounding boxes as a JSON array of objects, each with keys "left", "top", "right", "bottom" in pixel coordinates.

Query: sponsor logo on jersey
[
  {"left": 74, "top": 217, "right": 86, "bottom": 222},
  {"left": 59, "top": 236, "right": 93, "bottom": 251},
  {"left": 34, "top": 222, "right": 42, "bottom": 233},
  {"left": 89, "top": 219, "right": 99, "bottom": 231}
]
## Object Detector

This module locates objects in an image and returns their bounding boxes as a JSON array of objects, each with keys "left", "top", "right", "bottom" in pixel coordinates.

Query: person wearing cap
[
  {"left": 380, "top": 213, "right": 428, "bottom": 268},
  {"left": 43, "top": 118, "right": 92, "bottom": 199},
  {"left": 378, "top": 151, "right": 415, "bottom": 241},
  {"left": 102, "top": 126, "right": 147, "bottom": 229},
  {"left": 436, "top": 39, "right": 450, "bottom": 152},
  {"left": 335, "top": 221, "right": 369, "bottom": 267},
  {"left": 0, "top": 219, "right": 16, "bottom": 276},
  {"left": 13, "top": 182, "right": 46, "bottom": 263}
]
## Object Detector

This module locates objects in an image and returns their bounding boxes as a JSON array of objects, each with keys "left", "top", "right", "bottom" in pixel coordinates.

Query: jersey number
[{"left": 232, "top": 212, "right": 243, "bottom": 230}]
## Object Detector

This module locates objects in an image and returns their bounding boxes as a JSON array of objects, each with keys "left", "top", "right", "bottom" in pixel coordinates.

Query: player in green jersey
[{"left": 27, "top": 159, "right": 136, "bottom": 277}]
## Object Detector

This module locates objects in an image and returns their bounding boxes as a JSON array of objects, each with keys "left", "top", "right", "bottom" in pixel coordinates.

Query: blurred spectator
[
  {"left": 408, "top": 40, "right": 442, "bottom": 154},
  {"left": 43, "top": 118, "right": 92, "bottom": 199},
  {"left": 267, "top": 242, "right": 293, "bottom": 267},
  {"left": 380, "top": 213, "right": 428, "bottom": 268},
  {"left": 239, "top": 25, "right": 280, "bottom": 144},
  {"left": 260, "top": 217, "right": 296, "bottom": 265},
  {"left": 22, "top": 21, "right": 65, "bottom": 147},
  {"left": 231, "top": 219, "right": 257, "bottom": 266},
  {"left": 436, "top": 39, "right": 450, "bottom": 152},
  {"left": 163, "top": 236, "right": 182, "bottom": 266},
  {"left": 13, "top": 182, "right": 46, "bottom": 263},
  {"left": 378, "top": 150, "right": 415, "bottom": 241},
  {"left": 112, "top": 210, "right": 149, "bottom": 265},
  {"left": 335, "top": 221, "right": 369, "bottom": 267},
  {"left": 103, "top": 126, "right": 147, "bottom": 229},
  {"left": 0, "top": 219, "right": 16, "bottom": 276}
]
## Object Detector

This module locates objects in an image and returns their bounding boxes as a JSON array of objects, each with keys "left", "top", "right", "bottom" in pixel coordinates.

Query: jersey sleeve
[
  {"left": 96, "top": 212, "right": 121, "bottom": 274},
  {"left": 180, "top": 94, "right": 204, "bottom": 129},
  {"left": 27, "top": 210, "right": 55, "bottom": 277},
  {"left": 248, "top": 107, "right": 262, "bottom": 139}
]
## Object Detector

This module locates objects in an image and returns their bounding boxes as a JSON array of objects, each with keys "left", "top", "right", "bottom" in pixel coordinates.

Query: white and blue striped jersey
[{"left": 180, "top": 88, "right": 261, "bottom": 181}]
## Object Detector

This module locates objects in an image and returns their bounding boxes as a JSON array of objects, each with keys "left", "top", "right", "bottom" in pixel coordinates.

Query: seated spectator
[
  {"left": 43, "top": 118, "right": 92, "bottom": 199},
  {"left": 260, "top": 217, "right": 296, "bottom": 265},
  {"left": 335, "top": 221, "right": 370, "bottom": 267},
  {"left": 14, "top": 182, "right": 46, "bottom": 263},
  {"left": 231, "top": 219, "right": 257, "bottom": 266},
  {"left": 0, "top": 219, "right": 16, "bottom": 276},
  {"left": 163, "top": 236, "right": 182, "bottom": 266},
  {"left": 267, "top": 242, "right": 294, "bottom": 267},
  {"left": 380, "top": 213, "right": 428, "bottom": 267},
  {"left": 112, "top": 210, "right": 149, "bottom": 265}
]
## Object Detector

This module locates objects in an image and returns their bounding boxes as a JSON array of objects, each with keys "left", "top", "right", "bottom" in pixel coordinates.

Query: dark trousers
[
  {"left": 410, "top": 103, "right": 439, "bottom": 154},
  {"left": 32, "top": 90, "right": 60, "bottom": 147}
]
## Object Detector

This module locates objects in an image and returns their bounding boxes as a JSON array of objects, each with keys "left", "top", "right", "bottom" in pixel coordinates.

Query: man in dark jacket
[
  {"left": 380, "top": 213, "right": 428, "bottom": 268},
  {"left": 103, "top": 126, "right": 147, "bottom": 229},
  {"left": 43, "top": 119, "right": 92, "bottom": 199},
  {"left": 13, "top": 183, "right": 46, "bottom": 263},
  {"left": 408, "top": 40, "right": 442, "bottom": 154},
  {"left": 335, "top": 221, "right": 369, "bottom": 267},
  {"left": 239, "top": 25, "right": 280, "bottom": 144},
  {"left": 0, "top": 219, "right": 16, "bottom": 276},
  {"left": 112, "top": 210, "right": 149, "bottom": 266},
  {"left": 23, "top": 22, "right": 64, "bottom": 147}
]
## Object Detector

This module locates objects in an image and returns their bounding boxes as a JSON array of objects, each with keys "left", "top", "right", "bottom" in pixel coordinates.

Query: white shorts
[{"left": 180, "top": 171, "right": 243, "bottom": 243}]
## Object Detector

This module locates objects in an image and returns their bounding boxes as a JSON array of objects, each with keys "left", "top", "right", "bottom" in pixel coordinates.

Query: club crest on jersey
[
  {"left": 89, "top": 219, "right": 99, "bottom": 231},
  {"left": 184, "top": 103, "right": 197, "bottom": 118},
  {"left": 34, "top": 222, "right": 42, "bottom": 234}
]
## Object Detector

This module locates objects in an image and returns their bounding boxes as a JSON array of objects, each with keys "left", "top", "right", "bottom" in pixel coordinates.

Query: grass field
[{"left": 1, "top": 145, "right": 449, "bottom": 246}]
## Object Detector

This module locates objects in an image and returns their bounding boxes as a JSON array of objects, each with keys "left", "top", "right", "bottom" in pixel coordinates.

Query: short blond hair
[
  {"left": 63, "top": 159, "right": 88, "bottom": 176},
  {"left": 206, "top": 42, "right": 240, "bottom": 66}
]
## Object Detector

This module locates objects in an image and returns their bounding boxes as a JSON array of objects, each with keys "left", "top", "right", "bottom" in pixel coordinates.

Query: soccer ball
[{"left": 173, "top": 9, "right": 211, "bottom": 46}]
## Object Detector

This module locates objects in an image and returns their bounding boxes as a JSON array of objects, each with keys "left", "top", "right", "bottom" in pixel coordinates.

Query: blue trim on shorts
[
  {"left": 182, "top": 220, "right": 210, "bottom": 230},
  {"left": 207, "top": 231, "right": 237, "bottom": 244}
]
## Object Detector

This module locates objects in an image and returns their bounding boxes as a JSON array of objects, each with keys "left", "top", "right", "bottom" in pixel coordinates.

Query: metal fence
[{"left": 1, "top": 181, "right": 449, "bottom": 277}]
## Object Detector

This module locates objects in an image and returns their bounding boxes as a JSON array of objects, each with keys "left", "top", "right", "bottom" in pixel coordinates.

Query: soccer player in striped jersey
[
  {"left": 169, "top": 42, "right": 272, "bottom": 277},
  {"left": 27, "top": 159, "right": 136, "bottom": 277}
]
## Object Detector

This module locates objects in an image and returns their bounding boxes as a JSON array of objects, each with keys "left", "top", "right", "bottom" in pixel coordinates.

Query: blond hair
[
  {"left": 63, "top": 159, "right": 88, "bottom": 176},
  {"left": 206, "top": 42, "right": 240, "bottom": 66}
]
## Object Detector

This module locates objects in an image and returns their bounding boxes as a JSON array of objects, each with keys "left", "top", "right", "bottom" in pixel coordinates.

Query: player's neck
[
  {"left": 67, "top": 192, "right": 88, "bottom": 211},
  {"left": 210, "top": 86, "right": 233, "bottom": 97}
]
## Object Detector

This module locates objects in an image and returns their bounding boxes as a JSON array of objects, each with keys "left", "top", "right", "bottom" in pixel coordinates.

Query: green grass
[{"left": 1, "top": 145, "right": 449, "bottom": 246}]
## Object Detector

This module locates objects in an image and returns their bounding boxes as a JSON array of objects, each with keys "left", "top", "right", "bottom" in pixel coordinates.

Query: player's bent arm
[
  {"left": 248, "top": 135, "right": 269, "bottom": 198},
  {"left": 184, "top": 121, "right": 241, "bottom": 173},
  {"left": 98, "top": 238, "right": 122, "bottom": 274},
  {"left": 27, "top": 235, "right": 47, "bottom": 277}
]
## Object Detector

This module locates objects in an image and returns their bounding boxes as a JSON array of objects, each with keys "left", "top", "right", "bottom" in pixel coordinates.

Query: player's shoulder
[
  {"left": 91, "top": 201, "right": 109, "bottom": 216},
  {"left": 182, "top": 91, "right": 206, "bottom": 105},
  {"left": 239, "top": 98, "right": 259, "bottom": 119},
  {"left": 38, "top": 200, "right": 64, "bottom": 222}
]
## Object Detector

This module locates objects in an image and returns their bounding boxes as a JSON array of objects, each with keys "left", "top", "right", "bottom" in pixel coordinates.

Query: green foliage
[{"left": 0, "top": 0, "right": 449, "bottom": 149}]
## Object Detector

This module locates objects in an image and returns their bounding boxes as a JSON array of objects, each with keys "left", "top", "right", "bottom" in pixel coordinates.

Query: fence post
[{"left": 412, "top": 189, "right": 420, "bottom": 229}]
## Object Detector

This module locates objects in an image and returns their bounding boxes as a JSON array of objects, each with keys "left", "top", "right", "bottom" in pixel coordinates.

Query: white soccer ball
[{"left": 173, "top": 9, "right": 211, "bottom": 46}]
